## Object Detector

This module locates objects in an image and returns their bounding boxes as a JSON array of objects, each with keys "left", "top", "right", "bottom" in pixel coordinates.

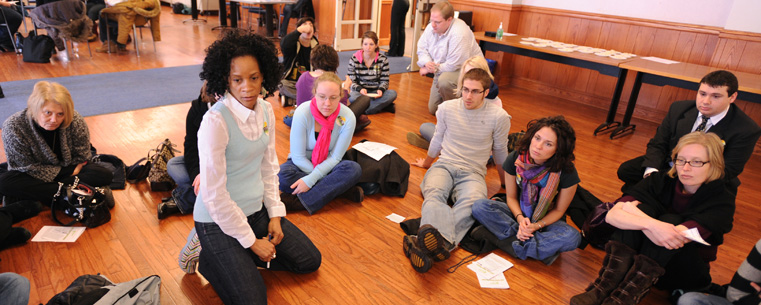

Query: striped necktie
[{"left": 696, "top": 115, "right": 710, "bottom": 132}]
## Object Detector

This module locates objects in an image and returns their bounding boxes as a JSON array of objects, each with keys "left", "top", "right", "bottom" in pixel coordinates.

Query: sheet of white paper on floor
[
  {"left": 682, "top": 227, "right": 711, "bottom": 246},
  {"left": 386, "top": 213, "right": 405, "bottom": 223},
  {"left": 31, "top": 226, "right": 86, "bottom": 242},
  {"left": 468, "top": 253, "right": 514, "bottom": 282},
  {"left": 476, "top": 270, "right": 510, "bottom": 289}
]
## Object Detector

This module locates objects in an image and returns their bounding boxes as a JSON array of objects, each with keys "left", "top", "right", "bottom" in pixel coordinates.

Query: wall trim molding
[
  {"left": 448, "top": 0, "right": 519, "bottom": 11},
  {"left": 518, "top": 5, "right": 722, "bottom": 35}
]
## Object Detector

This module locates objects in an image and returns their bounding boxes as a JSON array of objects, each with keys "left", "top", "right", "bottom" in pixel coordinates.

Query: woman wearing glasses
[
  {"left": 571, "top": 132, "right": 735, "bottom": 305},
  {"left": 278, "top": 72, "right": 363, "bottom": 214}
]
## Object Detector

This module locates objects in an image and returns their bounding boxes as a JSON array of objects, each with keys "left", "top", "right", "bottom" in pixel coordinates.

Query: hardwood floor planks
[{"left": 1, "top": 6, "right": 760, "bottom": 305}]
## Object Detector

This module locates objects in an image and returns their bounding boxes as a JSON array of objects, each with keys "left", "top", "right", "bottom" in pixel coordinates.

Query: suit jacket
[{"left": 642, "top": 100, "right": 761, "bottom": 181}]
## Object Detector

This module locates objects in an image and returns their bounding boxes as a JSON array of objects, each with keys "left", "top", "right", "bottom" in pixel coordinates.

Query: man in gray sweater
[{"left": 403, "top": 68, "right": 510, "bottom": 273}]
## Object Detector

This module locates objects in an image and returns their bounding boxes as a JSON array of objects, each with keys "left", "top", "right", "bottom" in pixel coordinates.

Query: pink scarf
[{"left": 309, "top": 98, "right": 340, "bottom": 166}]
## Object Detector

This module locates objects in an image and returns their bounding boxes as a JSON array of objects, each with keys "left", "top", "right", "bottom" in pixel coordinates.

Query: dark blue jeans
[
  {"left": 472, "top": 198, "right": 581, "bottom": 260},
  {"left": 195, "top": 207, "right": 321, "bottom": 304},
  {"left": 278, "top": 159, "right": 361, "bottom": 214},
  {"left": 167, "top": 156, "right": 196, "bottom": 214}
]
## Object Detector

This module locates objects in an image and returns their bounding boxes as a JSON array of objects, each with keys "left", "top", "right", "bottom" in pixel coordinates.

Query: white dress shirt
[{"left": 197, "top": 93, "right": 285, "bottom": 248}]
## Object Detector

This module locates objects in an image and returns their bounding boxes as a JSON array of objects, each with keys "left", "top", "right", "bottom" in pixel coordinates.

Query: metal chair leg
[{"left": 133, "top": 24, "right": 139, "bottom": 57}]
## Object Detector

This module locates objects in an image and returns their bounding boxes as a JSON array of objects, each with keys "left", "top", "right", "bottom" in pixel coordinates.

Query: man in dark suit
[{"left": 618, "top": 70, "right": 761, "bottom": 193}]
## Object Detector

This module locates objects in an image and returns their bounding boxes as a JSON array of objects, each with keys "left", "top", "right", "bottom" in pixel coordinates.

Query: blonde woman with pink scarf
[{"left": 278, "top": 72, "right": 364, "bottom": 214}]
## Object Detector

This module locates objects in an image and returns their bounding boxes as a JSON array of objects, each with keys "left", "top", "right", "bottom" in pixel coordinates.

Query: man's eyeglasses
[
  {"left": 674, "top": 159, "right": 710, "bottom": 167},
  {"left": 461, "top": 88, "right": 484, "bottom": 96}
]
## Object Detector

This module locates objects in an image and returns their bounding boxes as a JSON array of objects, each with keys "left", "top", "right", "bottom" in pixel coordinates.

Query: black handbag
[
  {"left": 51, "top": 180, "right": 111, "bottom": 228},
  {"left": 22, "top": 32, "right": 56, "bottom": 63},
  {"left": 581, "top": 201, "right": 617, "bottom": 249}
]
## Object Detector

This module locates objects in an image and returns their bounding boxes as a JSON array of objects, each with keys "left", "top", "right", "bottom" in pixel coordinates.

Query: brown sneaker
[
  {"left": 406, "top": 132, "right": 430, "bottom": 150},
  {"left": 87, "top": 32, "right": 97, "bottom": 42}
]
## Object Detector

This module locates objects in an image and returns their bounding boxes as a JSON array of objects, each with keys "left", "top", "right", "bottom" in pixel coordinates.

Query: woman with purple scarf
[
  {"left": 471, "top": 116, "right": 581, "bottom": 265},
  {"left": 278, "top": 72, "right": 364, "bottom": 214}
]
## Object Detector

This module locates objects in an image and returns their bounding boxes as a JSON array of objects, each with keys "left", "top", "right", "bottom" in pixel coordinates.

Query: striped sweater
[
  {"left": 348, "top": 50, "right": 390, "bottom": 93},
  {"left": 726, "top": 238, "right": 761, "bottom": 304}
]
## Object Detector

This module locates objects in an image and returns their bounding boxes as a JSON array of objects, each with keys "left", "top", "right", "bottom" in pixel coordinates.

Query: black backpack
[
  {"left": 47, "top": 274, "right": 161, "bottom": 305},
  {"left": 22, "top": 32, "right": 56, "bottom": 63}
]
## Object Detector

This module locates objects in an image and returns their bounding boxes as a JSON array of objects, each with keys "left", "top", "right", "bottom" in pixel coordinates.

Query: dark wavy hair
[
  {"left": 515, "top": 116, "right": 576, "bottom": 172},
  {"left": 200, "top": 29, "right": 282, "bottom": 99},
  {"left": 310, "top": 44, "right": 339, "bottom": 72}
]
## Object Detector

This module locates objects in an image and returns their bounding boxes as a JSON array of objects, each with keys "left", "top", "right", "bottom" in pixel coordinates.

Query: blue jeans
[
  {"left": 677, "top": 292, "right": 731, "bottom": 305},
  {"left": 167, "top": 156, "right": 196, "bottom": 214},
  {"left": 419, "top": 122, "right": 435, "bottom": 142},
  {"left": 420, "top": 162, "right": 487, "bottom": 246},
  {"left": 349, "top": 89, "right": 398, "bottom": 114},
  {"left": 278, "top": 159, "right": 361, "bottom": 214},
  {"left": 195, "top": 208, "right": 321, "bottom": 304},
  {"left": 0, "top": 273, "right": 29, "bottom": 305},
  {"left": 471, "top": 198, "right": 581, "bottom": 260}
]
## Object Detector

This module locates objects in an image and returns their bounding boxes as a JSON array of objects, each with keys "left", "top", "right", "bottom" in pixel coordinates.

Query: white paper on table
[
  {"left": 642, "top": 56, "right": 680, "bottom": 64},
  {"left": 476, "top": 270, "right": 510, "bottom": 289},
  {"left": 503, "top": 33, "right": 517, "bottom": 36},
  {"left": 682, "top": 227, "right": 711, "bottom": 246},
  {"left": 386, "top": 213, "right": 405, "bottom": 224},
  {"left": 32, "top": 226, "right": 86, "bottom": 242},
  {"left": 352, "top": 141, "right": 397, "bottom": 161}
]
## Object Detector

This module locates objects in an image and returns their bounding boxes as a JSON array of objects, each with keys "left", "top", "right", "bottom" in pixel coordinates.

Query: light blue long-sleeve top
[{"left": 288, "top": 101, "right": 356, "bottom": 188}]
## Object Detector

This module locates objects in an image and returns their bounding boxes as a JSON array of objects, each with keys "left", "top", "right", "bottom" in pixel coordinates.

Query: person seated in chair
[
  {"left": 278, "top": 0, "right": 313, "bottom": 38},
  {"left": 0, "top": 81, "right": 114, "bottom": 208},
  {"left": 403, "top": 68, "right": 510, "bottom": 273},
  {"left": 0, "top": 0, "right": 22, "bottom": 52},
  {"left": 572, "top": 132, "right": 736, "bottom": 305}
]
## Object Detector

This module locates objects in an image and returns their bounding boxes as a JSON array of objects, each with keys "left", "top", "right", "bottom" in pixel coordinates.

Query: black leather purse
[
  {"left": 51, "top": 180, "right": 112, "bottom": 228},
  {"left": 22, "top": 32, "right": 56, "bottom": 63}
]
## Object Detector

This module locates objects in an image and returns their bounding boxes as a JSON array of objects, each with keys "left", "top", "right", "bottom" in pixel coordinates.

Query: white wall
[{"left": 477, "top": 0, "right": 761, "bottom": 33}]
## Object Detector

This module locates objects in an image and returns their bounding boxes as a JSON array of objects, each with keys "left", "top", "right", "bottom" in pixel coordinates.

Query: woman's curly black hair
[
  {"left": 515, "top": 115, "right": 576, "bottom": 172},
  {"left": 200, "top": 29, "right": 282, "bottom": 99}
]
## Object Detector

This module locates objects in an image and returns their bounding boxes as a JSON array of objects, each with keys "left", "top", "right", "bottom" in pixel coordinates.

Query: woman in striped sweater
[
  {"left": 347, "top": 31, "right": 398, "bottom": 114},
  {"left": 677, "top": 238, "right": 761, "bottom": 305}
]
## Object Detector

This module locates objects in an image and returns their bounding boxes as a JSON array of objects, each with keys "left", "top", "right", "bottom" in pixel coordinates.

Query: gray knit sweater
[
  {"left": 428, "top": 98, "right": 511, "bottom": 176},
  {"left": 2, "top": 109, "right": 91, "bottom": 182}
]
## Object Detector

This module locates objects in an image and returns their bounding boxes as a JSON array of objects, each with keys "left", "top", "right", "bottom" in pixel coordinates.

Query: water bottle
[{"left": 496, "top": 22, "right": 504, "bottom": 40}]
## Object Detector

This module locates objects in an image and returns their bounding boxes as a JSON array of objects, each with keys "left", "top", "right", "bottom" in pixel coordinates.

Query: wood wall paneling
[{"left": 378, "top": 0, "right": 392, "bottom": 45}]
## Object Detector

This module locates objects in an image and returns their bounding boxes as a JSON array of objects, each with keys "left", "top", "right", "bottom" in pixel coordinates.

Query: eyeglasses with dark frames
[{"left": 674, "top": 159, "right": 710, "bottom": 167}]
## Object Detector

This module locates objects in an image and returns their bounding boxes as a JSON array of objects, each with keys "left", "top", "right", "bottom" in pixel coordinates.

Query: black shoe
[
  {"left": 383, "top": 103, "right": 396, "bottom": 114},
  {"left": 157, "top": 198, "right": 180, "bottom": 220},
  {"left": 280, "top": 192, "right": 305, "bottom": 211},
  {"left": 0, "top": 200, "right": 42, "bottom": 223},
  {"left": 0, "top": 227, "right": 32, "bottom": 249},
  {"left": 339, "top": 186, "right": 364, "bottom": 203}
]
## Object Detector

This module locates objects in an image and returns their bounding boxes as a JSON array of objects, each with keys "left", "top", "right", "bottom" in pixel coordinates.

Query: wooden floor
[{"left": 2, "top": 7, "right": 760, "bottom": 305}]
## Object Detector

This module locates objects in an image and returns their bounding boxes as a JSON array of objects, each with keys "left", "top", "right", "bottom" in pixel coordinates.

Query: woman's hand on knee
[
  {"left": 290, "top": 179, "right": 310, "bottom": 194},
  {"left": 72, "top": 162, "right": 87, "bottom": 176}
]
